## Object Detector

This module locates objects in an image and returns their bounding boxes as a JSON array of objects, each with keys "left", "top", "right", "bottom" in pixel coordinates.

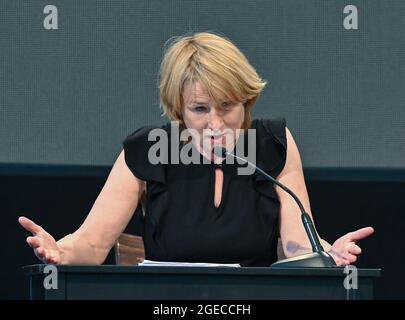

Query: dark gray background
[{"left": 1, "top": 0, "right": 404, "bottom": 168}]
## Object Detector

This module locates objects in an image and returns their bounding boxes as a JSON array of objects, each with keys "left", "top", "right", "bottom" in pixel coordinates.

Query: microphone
[{"left": 213, "top": 146, "right": 336, "bottom": 268}]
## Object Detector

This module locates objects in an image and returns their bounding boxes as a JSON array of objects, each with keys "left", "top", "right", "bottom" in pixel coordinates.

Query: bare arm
[
  {"left": 19, "top": 150, "right": 145, "bottom": 264},
  {"left": 276, "top": 128, "right": 374, "bottom": 265},
  {"left": 276, "top": 127, "right": 330, "bottom": 258}
]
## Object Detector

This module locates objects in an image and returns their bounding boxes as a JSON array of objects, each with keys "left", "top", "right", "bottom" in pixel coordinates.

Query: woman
[{"left": 19, "top": 32, "right": 373, "bottom": 267}]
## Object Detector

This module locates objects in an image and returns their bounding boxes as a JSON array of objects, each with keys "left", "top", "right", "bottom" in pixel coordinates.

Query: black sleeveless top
[{"left": 123, "top": 118, "right": 287, "bottom": 267}]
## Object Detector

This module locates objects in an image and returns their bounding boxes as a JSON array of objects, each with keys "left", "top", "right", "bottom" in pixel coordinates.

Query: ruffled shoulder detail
[
  {"left": 122, "top": 124, "right": 170, "bottom": 238},
  {"left": 251, "top": 118, "right": 287, "bottom": 181},
  {"left": 250, "top": 118, "right": 287, "bottom": 204},
  {"left": 122, "top": 125, "right": 167, "bottom": 184}
]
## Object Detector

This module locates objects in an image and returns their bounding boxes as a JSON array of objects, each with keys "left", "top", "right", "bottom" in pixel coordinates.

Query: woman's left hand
[{"left": 328, "top": 227, "right": 374, "bottom": 266}]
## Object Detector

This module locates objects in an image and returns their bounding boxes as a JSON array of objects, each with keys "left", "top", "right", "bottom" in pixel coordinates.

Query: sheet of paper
[{"left": 138, "top": 259, "right": 241, "bottom": 267}]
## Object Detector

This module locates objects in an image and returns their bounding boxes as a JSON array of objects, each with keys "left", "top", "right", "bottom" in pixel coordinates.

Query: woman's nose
[{"left": 207, "top": 108, "right": 224, "bottom": 131}]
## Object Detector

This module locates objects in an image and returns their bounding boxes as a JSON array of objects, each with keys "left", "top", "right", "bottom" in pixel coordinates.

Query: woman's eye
[
  {"left": 194, "top": 106, "right": 207, "bottom": 113},
  {"left": 221, "top": 101, "right": 234, "bottom": 109}
]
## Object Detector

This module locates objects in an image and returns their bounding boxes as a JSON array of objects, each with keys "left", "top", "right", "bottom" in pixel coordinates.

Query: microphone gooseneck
[{"left": 213, "top": 146, "right": 336, "bottom": 268}]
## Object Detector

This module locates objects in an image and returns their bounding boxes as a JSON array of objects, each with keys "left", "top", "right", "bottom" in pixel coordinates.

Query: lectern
[{"left": 23, "top": 264, "right": 380, "bottom": 300}]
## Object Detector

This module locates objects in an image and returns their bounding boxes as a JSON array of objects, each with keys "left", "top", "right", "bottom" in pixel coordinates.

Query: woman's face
[{"left": 181, "top": 81, "right": 245, "bottom": 158}]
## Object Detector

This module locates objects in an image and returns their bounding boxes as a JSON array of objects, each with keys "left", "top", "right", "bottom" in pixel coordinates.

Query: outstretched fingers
[
  {"left": 18, "top": 216, "right": 43, "bottom": 235},
  {"left": 346, "top": 227, "right": 374, "bottom": 242},
  {"left": 348, "top": 244, "right": 362, "bottom": 255},
  {"left": 26, "top": 236, "right": 43, "bottom": 249}
]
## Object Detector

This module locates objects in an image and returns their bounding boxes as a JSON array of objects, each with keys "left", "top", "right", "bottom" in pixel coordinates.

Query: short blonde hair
[{"left": 159, "top": 32, "right": 267, "bottom": 129}]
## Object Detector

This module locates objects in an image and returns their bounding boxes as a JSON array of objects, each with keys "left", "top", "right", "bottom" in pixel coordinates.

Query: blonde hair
[{"left": 159, "top": 32, "right": 267, "bottom": 129}]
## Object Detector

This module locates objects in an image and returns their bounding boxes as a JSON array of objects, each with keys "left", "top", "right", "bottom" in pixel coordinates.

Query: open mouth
[{"left": 210, "top": 135, "right": 224, "bottom": 143}]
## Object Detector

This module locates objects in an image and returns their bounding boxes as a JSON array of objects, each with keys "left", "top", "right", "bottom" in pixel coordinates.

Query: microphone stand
[{"left": 217, "top": 148, "right": 336, "bottom": 268}]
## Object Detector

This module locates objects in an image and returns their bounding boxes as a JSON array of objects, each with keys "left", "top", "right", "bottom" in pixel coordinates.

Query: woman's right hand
[{"left": 18, "top": 216, "right": 62, "bottom": 264}]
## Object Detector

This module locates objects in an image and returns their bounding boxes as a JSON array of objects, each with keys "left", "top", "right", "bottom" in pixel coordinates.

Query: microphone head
[{"left": 212, "top": 146, "right": 227, "bottom": 158}]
